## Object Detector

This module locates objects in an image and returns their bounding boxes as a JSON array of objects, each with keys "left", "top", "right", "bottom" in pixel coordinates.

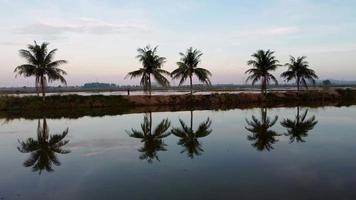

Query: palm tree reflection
[
  {"left": 127, "top": 112, "right": 171, "bottom": 163},
  {"left": 281, "top": 107, "right": 318, "bottom": 143},
  {"left": 17, "top": 118, "right": 70, "bottom": 174},
  {"left": 245, "top": 108, "right": 281, "bottom": 151},
  {"left": 171, "top": 111, "right": 212, "bottom": 158}
]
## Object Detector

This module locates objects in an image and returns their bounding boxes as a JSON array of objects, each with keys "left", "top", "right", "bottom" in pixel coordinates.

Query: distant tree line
[{"left": 82, "top": 82, "right": 117, "bottom": 89}]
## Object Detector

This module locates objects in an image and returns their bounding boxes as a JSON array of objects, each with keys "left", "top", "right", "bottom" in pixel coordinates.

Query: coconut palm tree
[
  {"left": 127, "top": 112, "right": 171, "bottom": 163},
  {"left": 245, "top": 108, "right": 281, "bottom": 151},
  {"left": 17, "top": 118, "right": 70, "bottom": 174},
  {"left": 281, "top": 107, "right": 318, "bottom": 143},
  {"left": 171, "top": 47, "right": 212, "bottom": 95},
  {"left": 281, "top": 56, "right": 318, "bottom": 92},
  {"left": 171, "top": 111, "right": 212, "bottom": 158},
  {"left": 14, "top": 41, "right": 67, "bottom": 99},
  {"left": 245, "top": 49, "right": 280, "bottom": 94},
  {"left": 126, "top": 46, "right": 170, "bottom": 96}
]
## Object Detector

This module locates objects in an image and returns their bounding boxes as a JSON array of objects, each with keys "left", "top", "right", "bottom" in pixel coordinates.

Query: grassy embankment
[{"left": 0, "top": 89, "right": 355, "bottom": 120}]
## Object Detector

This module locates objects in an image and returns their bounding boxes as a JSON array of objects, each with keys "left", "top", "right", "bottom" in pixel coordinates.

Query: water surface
[{"left": 0, "top": 106, "right": 356, "bottom": 200}]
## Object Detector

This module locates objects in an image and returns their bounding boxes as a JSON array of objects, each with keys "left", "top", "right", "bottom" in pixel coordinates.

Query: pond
[{"left": 0, "top": 106, "right": 356, "bottom": 199}]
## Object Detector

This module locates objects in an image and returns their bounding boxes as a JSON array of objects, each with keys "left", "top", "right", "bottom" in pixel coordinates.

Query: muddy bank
[
  {"left": 126, "top": 90, "right": 344, "bottom": 106},
  {"left": 0, "top": 89, "right": 355, "bottom": 120}
]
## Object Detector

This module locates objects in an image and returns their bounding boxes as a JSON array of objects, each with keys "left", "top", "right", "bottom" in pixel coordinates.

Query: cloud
[
  {"left": 0, "top": 41, "right": 20, "bottom": 46},
  {"left": 68, "top": 138, "right": 139, "bottom": 157},
  {"left": 16, "top": 17, "right": 151, "bottom": 36},
  {"left": 262, "top": 26, "right": 300, "bottom": 36},
  {"left": 226, "top": 26, "right": 300, "bottom": 46},
  {"left": 238, "top": 26, "right": 300, "bottom": 39}
]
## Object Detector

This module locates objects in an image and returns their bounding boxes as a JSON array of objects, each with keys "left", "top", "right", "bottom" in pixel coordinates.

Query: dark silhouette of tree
[
  {"left": 171, "top": 47, "right": 212, "bottom": 95},
  {"left": 171, "top": 111, "right": 212, "bottom": 158},
  {"left": 281, "top": 56, "right": 318, "bottom": 92},
  {"left": 245, "top": 49, "right": 280, "bottom": 94},
  {"left": 14, "top": 41, "right": 67, "bottom": 100},
  {"left": 245, "top": 108, "right": 281, "bottom": 151},
  {"left": 127, "top": 112, "right": 171, "bottom": 163},
  {"left": 322, "top": 80, "right": 332, "bottom": 88},
  {"left": 17, "top": 118, "right": 70, "bottom": 174},
  {"left": 281, "top": 107, "right": 318, "bottom": 143},
  {"left": 126, "top": 46, "right": 170, "bottom": 96}
]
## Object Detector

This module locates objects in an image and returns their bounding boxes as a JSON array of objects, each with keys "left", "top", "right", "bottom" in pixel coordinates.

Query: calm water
[{"left": 0, "top": 106, "right": 356, "bottom": 200}]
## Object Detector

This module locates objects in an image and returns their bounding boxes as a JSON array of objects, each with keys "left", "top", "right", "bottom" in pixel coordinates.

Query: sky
[{"left": 0, "top": 0, "right": 356, "bottom": 87}]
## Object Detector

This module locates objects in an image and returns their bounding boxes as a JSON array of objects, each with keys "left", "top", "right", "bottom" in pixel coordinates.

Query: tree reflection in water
[
  {"left": 245, "top": 108, "right": 281, "bottom": 151},
  {"left": 127, "top": 112, "right": 171, "bottom": 163},
  {"left": 171, "top": 111, "right": 212, "bottom": 158},
  {"left": 281, "top": 107, "right": 318, "bottom": 143},
  {"left": 17, "top": 118, "right": 70, "bottom": 174}
]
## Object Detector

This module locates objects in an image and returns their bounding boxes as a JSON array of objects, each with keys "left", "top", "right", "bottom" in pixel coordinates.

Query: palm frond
[
  {"left": 152, "top": 70, "right": 170, "bottom": 87},
  {"left": 172, "top": 48, "right": 211, "bottom": 87},
  {"left": 15, "top": 42, "right": 67, "bottom": 97}
]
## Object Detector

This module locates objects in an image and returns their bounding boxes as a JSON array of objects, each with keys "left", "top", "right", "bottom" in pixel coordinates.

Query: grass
[
  {"left": 0, "top": 95, "right": 132, "bottom": 111},
  {"left": 0, "top": 89, "right": 355, "bottom": 120},
  {"left": 335, "top": 88, "right": 356, "bottom": 105}
]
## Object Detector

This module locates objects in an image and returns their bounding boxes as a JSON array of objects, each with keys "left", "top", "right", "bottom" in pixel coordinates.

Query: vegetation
[
  {"left": 322, "top": 80, "right": 332, "bottom": 88},
  {"left": 0, "top": 95, "right": 132, "bottom": 111},
  {"left": 281, "top": 56, "right": 318, "bottom": 92},
  {"left": 14, "top": 41, "right": 67, "bottom": 99},
  {"left": 245, "top": 108, "right": 281, "bottom": 151},
  {"left": 0, "top": 90, "right": 352, "bottom": 115},
  {"left": 1, "top": 42, "right": 355, "bottom": 114},
  {"left": 336, "top": 88, "right": 356, "bottom": 105},
  {"left": 126, "top": 46, "right": 170, "bottom": 96},
  {"left": 126, "top": 112, "right": 171, "bottom": 163},
  {"left": 171, "top": 47, "right": 212, "bottom": 95},
  {"left": 245, "top": 49, "right": 280, "bottom": 94},
  {"left": 17, "top": 118, "right": 70, "bottom": 174},
  {"left": 83, "top": 82, "right": 117, "bottom": 89},
  {"left": 281, "top": 107, "right": 318, "bottom": 143},
  {"left": 171, "top": 111, "right": 212, "bottom": 158}
]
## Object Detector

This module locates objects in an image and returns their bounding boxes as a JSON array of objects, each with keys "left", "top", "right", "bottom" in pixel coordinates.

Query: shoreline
[
  {"left": 0, "top": 102, "right": 352, "bottom": 121},
  {"left": 0, "top": 89, "right": 355, "bottom": 120}
]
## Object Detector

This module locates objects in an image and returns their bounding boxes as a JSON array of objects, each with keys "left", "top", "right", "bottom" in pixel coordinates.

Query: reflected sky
[{"left": 0, "top": 106, "right": 356, "bottom": 199}]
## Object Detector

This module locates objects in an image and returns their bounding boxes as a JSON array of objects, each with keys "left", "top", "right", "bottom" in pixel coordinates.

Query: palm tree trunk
[
  {"left": 262, "top": 76, "right": 267, "bottom": 95},
  {"left": 261, "top": 107, "right": 267, "bottom": 121},
  {"left": 297, "top": 77, "right": 300, "bottom": 92},
  {"left": 148, "top": 74, "right": 152, "bottom": 97},
  {"left": 35, "top": 77, "right": 40, "bottom": 96},
  {"left": 42, "top": 118, "right": 48, "bottom": 138},
  {"left": 40, "top": 76, "right": 46, "bottom": 101},
  {"left": 190, "top": 110, "right": 193, "bottom": 130},
  {"left": 190, "top": 75, "right": 193, "bottom": 96},
  {"left": 149, "top": 112, "right": 152, "bottom": 133}
]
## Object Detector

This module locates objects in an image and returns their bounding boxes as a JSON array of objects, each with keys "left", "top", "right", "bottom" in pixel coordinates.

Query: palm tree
[
  {"left": 281, "top": 56, "right": 318, "bottom": 92},
  {"left": 245, "top": 108, "right": 281, "bottom": 151},
  {"left": 17, "top": 118, "right": 70, "bottom": 174},
  {"left": 281, "top": 107, "right": 318, "bottom": 143},
  {"left": 126, "top": 46, "right": 170, "bottom": 96},
  {"left": 171, "top": 47, "right": 212, "bottom": 95},
  {"left": 171, "top": 111, "right": 212, "bottom": 158},
  {"left": 245, "top": 49, "right": 280, "bottom": 94},
  {"left": 127, "top": 112, "right": 171, "bottom": 163},
  {"left": 14, "top": 41, "right": 67, "bottom": 99}
]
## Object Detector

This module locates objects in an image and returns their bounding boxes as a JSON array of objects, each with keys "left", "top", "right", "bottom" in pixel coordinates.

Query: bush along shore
[{"left": 0, "top": 89, "right": 355, "bottom": 113}]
